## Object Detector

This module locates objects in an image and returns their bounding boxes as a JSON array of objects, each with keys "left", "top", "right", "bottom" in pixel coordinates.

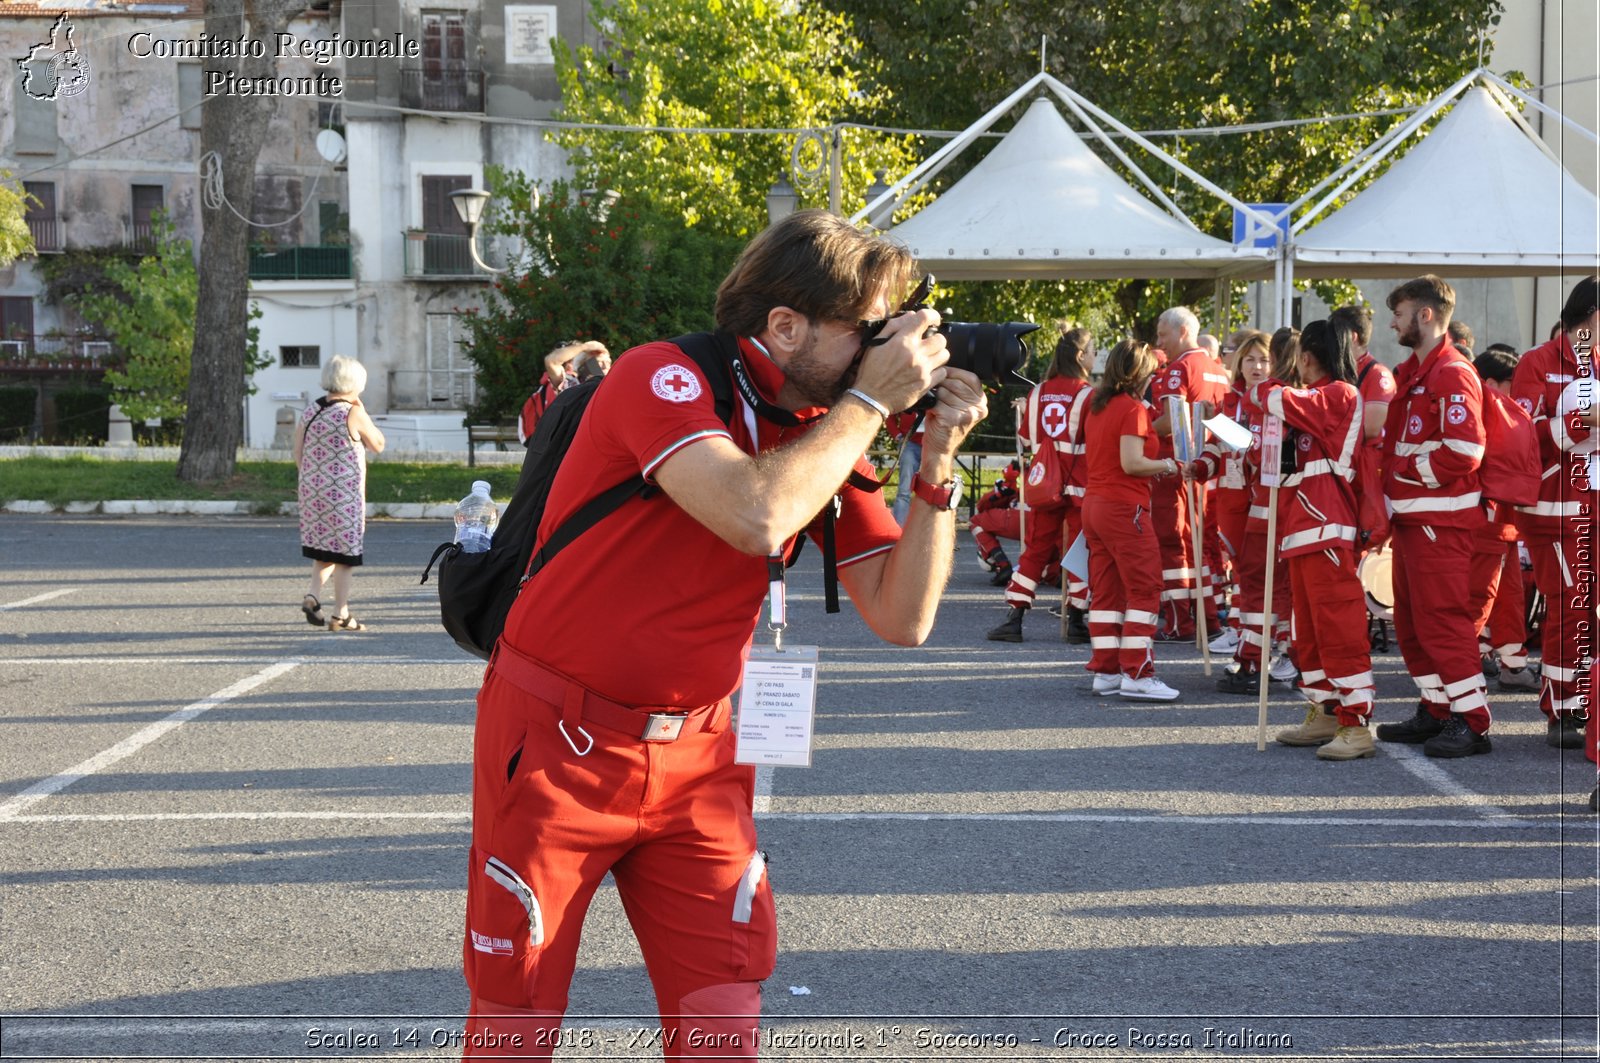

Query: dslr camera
[{"left": 857, "top": 275, "right": 1038, "bottom": 410}]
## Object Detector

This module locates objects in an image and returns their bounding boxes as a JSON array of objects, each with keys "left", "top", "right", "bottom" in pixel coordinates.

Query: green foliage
[
  {"left": 50, "top": 387, "right": 111, "bottom": 444},
  {"left": 69, "top": 215, "right": 197, "bottom": 423},
  {"left": 0, "top": 174, "right": 35, "bottom": 267},
  {"left": 827, "top": 0, "right": 1504, "bottom": 333},
  {"left": 458, "top": 173, "right": 743, "bottom": 423},
  {"left": 0, "top": 386, "right": 32, "bottom": 441},
  {"left": 552, "top": 0, "right": 920, "bottom": 240}
]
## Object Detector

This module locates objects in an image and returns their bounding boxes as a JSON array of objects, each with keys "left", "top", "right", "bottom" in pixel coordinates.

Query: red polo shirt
[
  {"left": 1084, "top": 393, "right": 1157, "bottom": 506},
  {"left": 500, "top": 336, "right": 900, "bottom": 708}
]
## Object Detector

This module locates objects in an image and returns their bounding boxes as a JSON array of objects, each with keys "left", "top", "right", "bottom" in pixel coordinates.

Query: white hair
[
  {"left": 1159, "top": 306, "right": 1200, "bottom": 339},
  {"left": 321, "top": 354, "right": 367, "bottom": 395}
]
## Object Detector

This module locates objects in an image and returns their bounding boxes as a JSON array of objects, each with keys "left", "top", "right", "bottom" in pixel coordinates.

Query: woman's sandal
[
  {"left": 327, "top": 614, "right": 367, "bottom": 632},
  {"left": 301, "top": 595, "right": 325, "bottom": 627}
]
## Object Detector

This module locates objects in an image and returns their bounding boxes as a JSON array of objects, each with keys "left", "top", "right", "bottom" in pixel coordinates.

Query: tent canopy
[
  {"left": 1293, "top": 85, "right": 1600, "bottom": 278},
  {"left": 865, "top": 75, "right": 1275, "bottom": 282}
]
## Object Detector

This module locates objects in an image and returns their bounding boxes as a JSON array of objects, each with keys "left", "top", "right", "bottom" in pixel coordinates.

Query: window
[
  {"left": 420, "top": 174, "right": 472, "bottom": 273},
  {"left": 177, "top": 64, "right": 204, "bottom": 129},
  {"left": 22, "top": 181, "right": 58, "bottom": 252},
  {"left": 129, "top": 185, "right": 164, "bottom": 249},
  {"left": 0, "top": 297, "right": 35, "bottom": 346},
  {"left": 318, "top": 201, "right": 348, "bottom": 245},
  {"left": 280, "top": 345, "right": 321, "bottom": 368},
  {"left": 317, "top": 101, "right": 343, "bottom": 130},
  {"left": 13, "top": 90, "right": 58, "bottom": 154}
]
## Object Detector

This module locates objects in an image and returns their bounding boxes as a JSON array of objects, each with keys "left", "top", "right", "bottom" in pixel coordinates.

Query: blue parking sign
[{"left": 1232, "top": 203, "right": 1290, "bottom": 248}]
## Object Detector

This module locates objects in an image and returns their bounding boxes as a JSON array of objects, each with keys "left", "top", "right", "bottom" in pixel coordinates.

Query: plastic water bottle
[{"left": 453, "top": 480, "right": 499, "bottom": 553}]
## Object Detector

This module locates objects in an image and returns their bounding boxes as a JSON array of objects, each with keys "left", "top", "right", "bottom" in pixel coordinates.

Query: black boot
[
  {"left": 986, "top": 605, "right": 1025, "bottom": 642},
  {"left": 1064, "top": 606, "right": 1091, "bottom": 644},
  {"left": 990, "top": 563, "right": 1014, "bottom": 587}
]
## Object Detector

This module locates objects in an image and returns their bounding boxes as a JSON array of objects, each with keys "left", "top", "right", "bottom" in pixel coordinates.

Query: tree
[
  {"left": 827, "top": 0, "right": 1507, "bottom": 334},
  {"left": 0, "top": 174, "right": 36, "bottom": 267},
  {"left": 552, "top": 0, "right": 920, "bottom": 240},
  {"left": 73, "top": 218, "right": 197, "bottom": 422},
  {"left": 457, "top": 174, "right": 743, "bottom": 422},
  {"left": 177, "top": 0, "right": 307, "bottom": 483}
]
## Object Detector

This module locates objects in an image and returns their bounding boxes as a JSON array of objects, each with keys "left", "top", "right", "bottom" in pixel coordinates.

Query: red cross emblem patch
[
  {"left": 651, "top": 364, "right": 703, "bottom": 403},
  {"left": 1041, "top": 400, "right": 1069, "bottom": 438}
]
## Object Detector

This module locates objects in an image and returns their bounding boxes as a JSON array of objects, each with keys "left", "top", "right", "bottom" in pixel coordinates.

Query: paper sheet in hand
[
  {"left": 1063, "top": 532, "right": 1089, "bottom": 580},
  {"left": 1203, "top": 413, "right": 1252, "bottom": 453},
  {"left": 735, "top": 644, "right": 819, "bottom": 767}
]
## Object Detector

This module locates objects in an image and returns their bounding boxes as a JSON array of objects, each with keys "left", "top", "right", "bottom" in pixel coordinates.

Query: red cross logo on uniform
[
  {"left": 651, "top": 363, "right": 703, "bottom": 403},
  {"left": 1041, "top": 400, "right": 1069, "bottom": 438}
]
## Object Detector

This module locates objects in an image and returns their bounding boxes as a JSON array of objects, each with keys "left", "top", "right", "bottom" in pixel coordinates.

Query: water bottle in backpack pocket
[{"left": 454, "top": 480, "right": 500, "bottom": 553}]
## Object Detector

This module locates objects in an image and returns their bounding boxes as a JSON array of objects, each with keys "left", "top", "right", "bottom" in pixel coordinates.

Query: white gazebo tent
[
  {"left": 1282, "top": 68, "right": 1600, "bottom": 322},
  {"left": 852, "top": 72, "right": 1279, "bottom": 296}
]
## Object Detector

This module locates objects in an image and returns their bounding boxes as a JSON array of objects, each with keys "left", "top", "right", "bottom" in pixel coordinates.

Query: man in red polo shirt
[
  {"left": 461, "top": 210, "right": 988, "bottom": 1059},
  {"left": 1149, "top": 305, "right": 1229, "bottom": 640}
]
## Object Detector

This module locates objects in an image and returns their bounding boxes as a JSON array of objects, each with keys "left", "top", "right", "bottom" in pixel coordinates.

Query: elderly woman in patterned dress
[{"left": 292, "top": 355, "right": 385, "bottom": 631}]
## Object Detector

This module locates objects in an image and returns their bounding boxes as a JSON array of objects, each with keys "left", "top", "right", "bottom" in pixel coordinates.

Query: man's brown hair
[
  {"left": 715, "top": 209, "right": 915, "bottom": 338},
  {"left": 1386, "top": 274, "right": 1456, "bottom": 322},
  {"left": 1329, "top": 304, "right": 1373, "bottom": 347}
]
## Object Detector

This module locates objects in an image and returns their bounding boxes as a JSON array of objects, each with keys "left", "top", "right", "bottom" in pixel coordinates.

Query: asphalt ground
[{"left": 0, "top": 513, "right": 1597, "bottom": 1062}]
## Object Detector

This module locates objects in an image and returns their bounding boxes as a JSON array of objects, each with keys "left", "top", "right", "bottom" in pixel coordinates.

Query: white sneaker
[
  {"left": 1208, "top": 627, "right": 1241, "bottom": 654},
  {"left": 1091, "top": 672, "right": 1122, "bottom": 696},
  {"left": 1269, "top": 655, "right": 1299, "bottom": 683},
  {"left": 1120, "top": 674, "right": 1181, "bottom": 701}
]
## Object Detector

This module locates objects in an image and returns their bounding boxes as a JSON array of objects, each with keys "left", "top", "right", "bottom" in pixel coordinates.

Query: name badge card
[
  {"left": 1259, "top": 414, "right": 1284, "bottom": 487},
  {"left": 735, "top": 644, "right": 820, "bottom": 767}
]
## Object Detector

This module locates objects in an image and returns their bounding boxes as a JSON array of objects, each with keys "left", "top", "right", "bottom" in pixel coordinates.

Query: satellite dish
[{"left": 315, "top": 129, "right": 347, "bottom": 165}]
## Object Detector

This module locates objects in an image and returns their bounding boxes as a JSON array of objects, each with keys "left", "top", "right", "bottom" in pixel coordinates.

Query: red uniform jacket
[
  {"left": 1023, "top": 375, "right": 1091, "bottom": 501},
  {"left": 1248, "top": 377, "right": 1363, "bottom": 557},
  {"left": 1381, "top": 339, "right": 1486, "bottom": 529},
  {"left": 1509, "top": 331, "right": 1594, "bottom": 541},
  {"left": 1148, "top": 348, "right": 1230, "bottom": 461}
]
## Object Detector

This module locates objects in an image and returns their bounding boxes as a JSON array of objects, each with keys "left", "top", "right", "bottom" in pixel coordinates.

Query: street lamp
[
  {"left": 766, "top": 175, "right": 799, "bottom": 225},
  {"left": 449, "top": 186, "right": 500, "bottom": 274}
]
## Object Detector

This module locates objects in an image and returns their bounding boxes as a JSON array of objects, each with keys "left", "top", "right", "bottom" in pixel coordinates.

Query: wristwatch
[{"left": 911, "top": 472, "right": 962, "bottom": 512}]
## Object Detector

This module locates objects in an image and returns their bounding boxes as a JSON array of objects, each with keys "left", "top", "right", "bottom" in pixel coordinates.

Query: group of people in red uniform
[{"left": 975, "top": 275, "right": 1600, "bottom": 803}]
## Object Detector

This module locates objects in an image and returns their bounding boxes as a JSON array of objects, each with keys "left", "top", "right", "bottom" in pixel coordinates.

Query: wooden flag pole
[
  {"left": 1257, "top": 484, "right": 1280, "bottom": 751},
  {"left": 1186, "top": 478, "right": 1213, "bottom": 676}
]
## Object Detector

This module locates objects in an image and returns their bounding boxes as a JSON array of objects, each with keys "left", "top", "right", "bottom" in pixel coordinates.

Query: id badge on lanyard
[{"left": 734, "top": 554, "right": 820, "bottom": 766}]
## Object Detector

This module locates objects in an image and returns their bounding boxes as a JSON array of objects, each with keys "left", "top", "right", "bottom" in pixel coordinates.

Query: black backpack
[{"left": 422, "top": 332, "right": 736, "bottom": 660}]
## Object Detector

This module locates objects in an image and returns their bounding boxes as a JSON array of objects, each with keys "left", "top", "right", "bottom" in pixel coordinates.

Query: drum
[{"left": 1359, "top": 546, "right": 1394, "bottom": 620}]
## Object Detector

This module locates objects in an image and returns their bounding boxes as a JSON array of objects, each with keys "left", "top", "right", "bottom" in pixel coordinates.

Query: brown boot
[
  {"left": 1317, "top": 724, "right": 1376, "bottom": 760},
  {"left": 1276, "top": 703, "right": 1339, "bottom": 747}
]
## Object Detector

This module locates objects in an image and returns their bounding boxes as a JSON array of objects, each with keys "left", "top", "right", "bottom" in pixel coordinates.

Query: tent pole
[
  {"left": 1480, "top": 81, "right": 1571, "bottom": 169},
  {"left": 1272, "top": 247, "right": 1285, "bottom": 330},
  {"left": 1282, "top": 251, "right": 1296, "bottom": 329},
  {"left": 1214, "top": 277, "right": 1232, "bottom": 337},
  {"left": 1484, "top": 72, "right": 1600, "bottom": 144},
  {"left": 1049, "top": 85, "right": 1200, "bottom": 231}
]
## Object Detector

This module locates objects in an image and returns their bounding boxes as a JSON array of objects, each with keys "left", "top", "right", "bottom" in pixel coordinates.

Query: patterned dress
[{"left": 298, "top": 398, "right": 367, "bottom": 565}]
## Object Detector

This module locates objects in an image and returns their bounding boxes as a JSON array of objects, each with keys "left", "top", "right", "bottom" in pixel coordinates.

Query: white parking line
[
  {"left": 0, "top": 660, "right": 301, "bottom": 821},
  {"left": 0, "top": 588, "right": 77, "bottom": 610},
  {"left": 0, "top": 808, "right": 1568, "bottom": 830}
]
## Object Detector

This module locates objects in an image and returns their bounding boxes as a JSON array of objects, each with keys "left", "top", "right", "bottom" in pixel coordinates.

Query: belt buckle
[{"left": 640, "top": 712, "right": 687, "bottom": 742}]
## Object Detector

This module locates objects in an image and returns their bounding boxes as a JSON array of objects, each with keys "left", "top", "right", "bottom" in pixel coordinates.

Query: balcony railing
[
  {"left": 249, "top": 244, "right": 353, "bottom": 280},
  {"left": 387, "top": 368, "right": 477, "bottom": 409},
  {"left": 124, "top": 220, "right": 158, "bottom": 253},
  {"left": 403, "top": 231, "right": 488, "bottom": 278},
  {"left": 399, "top": 67, "right": 484, "bottom": 112},
  {"left": 26, "top": 217, "right": 61, "bottom": 253},
  {"left": 0, "top": 333, "right": 118, "bottom": 369}
]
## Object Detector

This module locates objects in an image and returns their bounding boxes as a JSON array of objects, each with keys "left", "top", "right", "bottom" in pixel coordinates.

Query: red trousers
[
  {"left": 1289, "top": 547, "right": 1375, "bottom": 725},
  {"left": 1467, "top": 533, "right": 1528, "bottom": 669},
  {"left": 970, "top": 507, "right": 1019, "bottom": 562},
  {"left": 1151, "top": 476, "right": 1218, "bottom": 637},
  {"left": 463, "top": 642, "right": 774, "bottom": 1060},
  {"left": 1391, "top": 522, "right": 1491, "bottom": 733},
  {"left": 1082, "top": 496, "right": 1163, "bottom": 678},
  {"left": 1004, "top": 502, "right": 1067, "bottom": 610},
  {"left": 1527, "top": 535, "right": 1594, "bottom": 721},
  {"left": 1230, "top": 526, "right": 1291, "bottom": 672}
]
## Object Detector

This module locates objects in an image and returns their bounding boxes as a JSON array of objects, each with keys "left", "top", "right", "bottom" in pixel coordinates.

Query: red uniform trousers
[
  {"left": 463, "top": 643, "right": 775, "bottom": 1060},
  {"left": 1288, "top": 547, "right": 1375, "bottom": 725},
  {"left": 970, "top": 507, "right": 1020, "bottom": 564},
  {"left": 1082, "top": 497, "right": 1163, "bottom": 678},
  {"left": 1527, "top": 535, "right": 1594, "bottom": 722},
  {"left": 1004, "top": 501, "right": 1067, "bottom": 610},
  {"left": 1231, "top": 526, "right": 1291, "bottom": 672},
  {"left": 1200, "top": 487, "right": 1228, "bottom": 618},
  {"left": 1390, "top": 523, "right": 1492, "bottom": 733},
  {"left": 1062, "top": 502, "right": 1088, "bottom": 611},
  {"left": 1467, "top": 528, "right": 1528, "bottom": 669},
  {"left": 1213, "top": 487, "right": 1251, "bottom": 620},
  {"left": 1151, "top": 476, "right": 1218, "bottom": 637}
]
